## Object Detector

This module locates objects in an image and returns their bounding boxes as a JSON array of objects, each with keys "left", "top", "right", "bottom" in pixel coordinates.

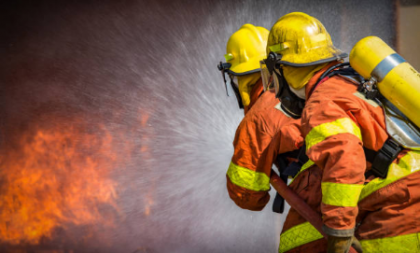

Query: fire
[{"left": 0, "top": 119, "right": 121, "bottom": 245}]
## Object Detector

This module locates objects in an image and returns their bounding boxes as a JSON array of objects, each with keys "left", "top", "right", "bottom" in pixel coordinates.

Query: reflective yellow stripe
[
  {"left": 305, "top": 118, "right": 362, "bottom": 151},
  {"left": 301, "top": 160, "right": 315, "bottom": 172},
  {"left": 321, "top": 182, "right": 363, "bottom": 207},
  {"left": 360, "top": 232, "right": 420, "bottom": 253},
  {"left": 269, "top": 42, "right": 289, "bottom": 53},
  {"left": 279, "top": 222, "right": 323, "bottom": 253},
  {"left": 227, "top": 161, "right": 270, "bottom": 191},
  {"left": 289, "top": 160, "right": 315, "bottom": 184},
  {"left": 360, "top": 150, "right": 420, "bottom": 201}
]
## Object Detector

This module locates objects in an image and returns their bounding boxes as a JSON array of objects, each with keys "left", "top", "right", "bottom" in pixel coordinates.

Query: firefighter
[
  {"left": 225, "top": 88, "right": 303, "bottom": 211},
  {"left": 254, "top": 12, "right": 338, "bottom": 251},
  {"left": 263, "top": 12, "right": 420, "bottom": 253},
  {"left": 218, "top": 25, "right": 303, "bottom": 215}
]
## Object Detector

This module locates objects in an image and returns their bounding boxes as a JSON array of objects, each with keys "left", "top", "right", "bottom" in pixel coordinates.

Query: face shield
[
  {"left": 260, "top": 52, "right": 284, "bottom": 96},
  {"left": 231, "top": 76, "right": 239, "bottom": 88},
  {"left": 260, "top": 60, "right": 272, "bottom": 91},
  {"left": 260, "top": 59, "right": 284, "bottom": 95},
  {"left": 273, "top": 68, "right": 283, "bottom": 97}
]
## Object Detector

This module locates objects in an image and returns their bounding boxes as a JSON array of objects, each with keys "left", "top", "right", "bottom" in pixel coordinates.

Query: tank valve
[{"left": 359, "top": 77, "right": 380, "bottom": 99}]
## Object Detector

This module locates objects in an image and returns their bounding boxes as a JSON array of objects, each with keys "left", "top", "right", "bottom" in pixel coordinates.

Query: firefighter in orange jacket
[
  {"left": 220, "top": 23, "right": 333, "bottom": 253},
  {"left": 262, "top": 12, "right": 420, "bottom": 252},
  {"left": 218, "top": 25, "right": 303, "bottom": 214},
  {"left": 226, "top": 89, "right": 303, "bottom": 211}
]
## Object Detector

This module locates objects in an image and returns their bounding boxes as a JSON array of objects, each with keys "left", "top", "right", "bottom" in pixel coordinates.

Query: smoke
[{"left": 0, "top": 0, "right": 395, "bottom": 252}]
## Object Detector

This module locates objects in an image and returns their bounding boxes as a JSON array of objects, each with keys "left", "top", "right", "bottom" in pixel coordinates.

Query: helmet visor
[
  {"left": 260, "top": 60, "right": 272, "bottom": 91},
  {"left": 273, "top": 70, "right": 281, "bottom": 97}
]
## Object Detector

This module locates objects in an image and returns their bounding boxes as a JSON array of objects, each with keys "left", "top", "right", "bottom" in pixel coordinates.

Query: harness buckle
[{"left": 370, "top": 138, "right": 402, "bottom": 178}]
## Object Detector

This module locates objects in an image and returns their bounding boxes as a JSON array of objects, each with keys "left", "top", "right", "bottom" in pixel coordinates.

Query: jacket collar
[{"left": 305, "top": 61, "right": 341, "bottom": 99}]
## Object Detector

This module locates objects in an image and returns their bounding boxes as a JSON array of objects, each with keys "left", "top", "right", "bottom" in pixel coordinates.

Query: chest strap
[
  {"left": 278, "top": 137, "right": 401, "bottom": 180},
  {"left": 272, "top": 148, "right": 302, "bottom": 214},
  {"left": 364, "top": 138, "right": 402, "bottom": 178},
  {"left": 281, "top": 144, "right": 309, "bottom": 178}
]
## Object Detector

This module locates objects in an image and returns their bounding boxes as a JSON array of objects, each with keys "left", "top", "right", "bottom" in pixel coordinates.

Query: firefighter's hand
[{"left": 327, "top": 235, "right": 362, "bottom": 253}]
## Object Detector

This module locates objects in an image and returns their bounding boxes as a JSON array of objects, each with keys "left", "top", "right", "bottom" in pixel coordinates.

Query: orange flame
[{"left": 0, "top": 119, "right": 122, "bottom": 244}]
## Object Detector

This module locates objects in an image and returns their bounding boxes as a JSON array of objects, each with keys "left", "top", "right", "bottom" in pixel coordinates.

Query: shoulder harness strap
[
  {"left": 282, "top": 144, "right": 309, "bottom": 178},
  {"left": 309, "top": 63, "right": 402, "bottom": 179},
  {"left": 272, "top": 148, "right": 303, "bottom": 214}
]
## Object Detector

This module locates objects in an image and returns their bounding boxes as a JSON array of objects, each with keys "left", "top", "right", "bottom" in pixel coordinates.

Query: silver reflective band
[{"left": 371, "top": 53, "right": 406, "bottom": 82}]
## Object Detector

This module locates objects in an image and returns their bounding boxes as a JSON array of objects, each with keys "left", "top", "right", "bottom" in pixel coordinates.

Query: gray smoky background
[{"left": 0, "top": 0, "right": 395, "bottom": 253}]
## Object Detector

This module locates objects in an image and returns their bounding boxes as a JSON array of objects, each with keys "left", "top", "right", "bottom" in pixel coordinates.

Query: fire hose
[{"left": 270, "top": 170, "right": 359, "bottom": 253}]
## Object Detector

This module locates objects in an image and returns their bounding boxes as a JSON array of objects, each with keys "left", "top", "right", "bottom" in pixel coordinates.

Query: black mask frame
[{"left": 263, "top": 52, "right": 306, "bottom": 119}]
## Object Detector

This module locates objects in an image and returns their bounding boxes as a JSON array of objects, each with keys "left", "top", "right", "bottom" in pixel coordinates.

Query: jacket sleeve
[
  {"left": 303, "top": 98, "right": 365, "bottom": 237},
  {"left": 227, "top": 117, "right": 303, "bottom": 211},
  {"left": 226, "top": 116, "right": 271, "bottom": 211}
]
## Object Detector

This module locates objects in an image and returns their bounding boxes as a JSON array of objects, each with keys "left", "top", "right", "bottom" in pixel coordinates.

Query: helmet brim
[
  {"left": 279, "top": 47, "right": 348, "bottom": 67},
  {"left": 229, "top": 55, "right": 265, "bottom": 76}
]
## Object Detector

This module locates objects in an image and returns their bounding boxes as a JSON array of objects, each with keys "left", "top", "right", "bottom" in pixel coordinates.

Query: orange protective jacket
[
  {"left": 228, "top": 83, "right": 325, "bottom": 252},
  {"left": 302, "top": 64, "right": 420, "bottom": 251},
  {"left": 226, "top": 89, "right": 302, "bottom": 211}
]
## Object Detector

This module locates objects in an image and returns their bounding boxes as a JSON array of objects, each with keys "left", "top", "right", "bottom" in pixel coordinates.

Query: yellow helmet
[
  {"left": 224, "top": 24, "right": 269, "bottom": 75},
  {"left": 266, "top": 12, "right": 346, "bottom": 66},
  {"left": 217, "top": 24, "right": 269, "bottom": 106}
]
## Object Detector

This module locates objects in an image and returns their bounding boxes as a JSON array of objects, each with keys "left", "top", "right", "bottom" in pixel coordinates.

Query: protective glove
[{"left": 327, "top": 235, "right": 363, "bottom": 253}]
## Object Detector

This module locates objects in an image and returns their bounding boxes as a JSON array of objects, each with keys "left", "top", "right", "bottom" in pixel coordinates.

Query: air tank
[{"left": 350, "top": 36, "right": 420, "bottom": 128}]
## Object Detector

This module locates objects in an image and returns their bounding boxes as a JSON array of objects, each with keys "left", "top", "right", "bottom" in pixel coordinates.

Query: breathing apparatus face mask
[
  {"left": 289, "top": 86, "right": 306, "bottom": 100},
  {"left": 261, "top": 52, "right": 306, "bottom": 119},
  {"left": 230, "top": 76, "right": 244, "bottom": 109}
]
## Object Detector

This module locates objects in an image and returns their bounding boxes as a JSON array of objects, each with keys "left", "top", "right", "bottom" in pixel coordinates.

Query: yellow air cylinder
[{"left": 350, "top": 36, "right": 420, "bottom": 128}]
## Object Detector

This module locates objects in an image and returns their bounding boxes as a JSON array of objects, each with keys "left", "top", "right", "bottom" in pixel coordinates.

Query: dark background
[{"left": 0, "top": 1, "right": 395, "bottom": 252}]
